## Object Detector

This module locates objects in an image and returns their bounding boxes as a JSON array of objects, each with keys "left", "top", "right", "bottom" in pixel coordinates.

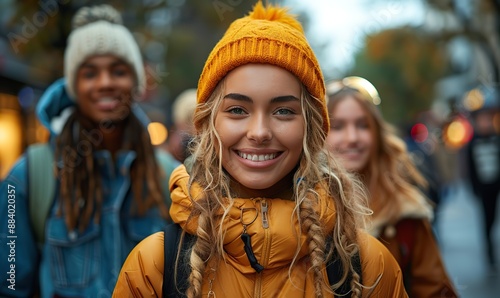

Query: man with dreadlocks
[{"left": 0, "top": 4, "right": 178, "bottom": 298}]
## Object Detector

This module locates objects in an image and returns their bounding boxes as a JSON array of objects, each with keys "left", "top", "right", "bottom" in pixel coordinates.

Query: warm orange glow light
[
  {"left": 0, "top": 111, "right": 23, "bottom": 179},
  {"left": 463, "top": 88, "right": 484, "bottom": 112},
  {"left": 443, "top": 116, "right": 473, "bottom": 149},
  {"left": 147, "top": 122, "right": 168, "bottom": 145}
]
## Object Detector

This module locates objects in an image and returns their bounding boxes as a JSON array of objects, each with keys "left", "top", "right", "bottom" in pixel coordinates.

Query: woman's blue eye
[
  {"left": 229, "top": 107, "right": 245, "bottom": 115},
  {"left": 275, "top": 108, "right": 294, "bottom": 115}
]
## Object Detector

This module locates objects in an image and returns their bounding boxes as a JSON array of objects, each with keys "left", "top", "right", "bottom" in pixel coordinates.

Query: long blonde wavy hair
[
  {"left": 179, "top": 79, "right": 371, "bottom": 298},
  {"left": 327, "top": 88, "right": 429, "bottom": 226}
]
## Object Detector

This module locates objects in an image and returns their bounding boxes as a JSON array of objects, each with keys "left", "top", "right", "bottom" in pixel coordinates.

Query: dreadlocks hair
[
  {"left": 55, "top": 107, "right": 169, "bottom": 233},
  {"left": 180, "top": 79, "right": 371, "bottom": 298}
]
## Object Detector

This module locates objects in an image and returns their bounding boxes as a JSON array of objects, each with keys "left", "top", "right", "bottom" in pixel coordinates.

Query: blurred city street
[
  {"left": 437, "top": 181, "right": 500, "bottom": 298},
  {"left": 0, "top": 1, "right": 499, "bottom": 297}
]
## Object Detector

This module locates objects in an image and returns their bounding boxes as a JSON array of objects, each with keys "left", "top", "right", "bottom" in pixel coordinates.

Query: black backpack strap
[
  {"left": 163, "top": 224, "right": 361, "bottom": 296},
  {"left": 163, "top": 223, "right": 195, "bottom": 298},
  {"left": 326, "top": 241, "right": 362, "bottom": 296}
]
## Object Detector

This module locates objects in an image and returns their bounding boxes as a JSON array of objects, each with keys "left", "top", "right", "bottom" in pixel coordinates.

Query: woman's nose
[
  {"left": 346, "top": 125, "right": 359, "bottom": 142},
  {"left": 246, "top": 115, "right": 272, "bottom": 144}
]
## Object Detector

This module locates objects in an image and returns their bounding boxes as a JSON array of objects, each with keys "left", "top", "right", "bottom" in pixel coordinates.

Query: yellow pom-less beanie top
[{"left": 196, "top": 1, "right": 329, "bottom": 134}]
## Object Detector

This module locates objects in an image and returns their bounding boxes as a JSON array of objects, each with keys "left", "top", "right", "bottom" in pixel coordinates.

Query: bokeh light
[
  {"left": 463, "top": 88, "right": 484, "bottom": 112},
  {"left": 0, "top": 110, "right": 23, "bottom": 179},
  {"left": 410, "top": 123, "right": 429, "bottom": 143},
  {"left": 147, "top": 122, "right": 168, "bottom": 145},
  {"left": 443, "top": 116, "right": 473, "bottom": 149}
]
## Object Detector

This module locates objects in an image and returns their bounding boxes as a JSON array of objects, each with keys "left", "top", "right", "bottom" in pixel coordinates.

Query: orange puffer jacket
[{"left": 113, "top": 165, "right": 408, "bottom": 297}]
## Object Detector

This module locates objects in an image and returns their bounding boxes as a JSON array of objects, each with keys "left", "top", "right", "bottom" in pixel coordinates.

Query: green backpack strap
[
  {"left": 154, "top": 149, "right": 180, "bottom": 210},
  {"left": 27, "top": 143, "right": 55, "bottom": 246},
  {"left": 26, "top": 147, "right": 175, "bottom": 244}
]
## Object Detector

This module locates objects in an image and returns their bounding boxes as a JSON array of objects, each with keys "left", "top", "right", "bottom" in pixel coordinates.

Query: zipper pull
[
  {"left": 241, "top": 232, "right": 264, "bottom": 273},
  {"left": 261, "top": 200, "right": 269, "bottom": 229}
]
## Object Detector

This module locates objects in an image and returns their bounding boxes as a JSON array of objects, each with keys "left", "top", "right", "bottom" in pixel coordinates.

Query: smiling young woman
[
  {"left": 215, "top": 64, "right": 304, "bottom": 198},
  {"left": 113, "top": 2, "right": 408, "bottom": 298}
]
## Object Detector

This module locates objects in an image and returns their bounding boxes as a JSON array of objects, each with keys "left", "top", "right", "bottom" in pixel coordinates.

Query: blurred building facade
[
  {"left": 426, "top": 0, "right": 499, "bottom": 114},
  {"left": 0, "top": 38, "right": 49, "bottom": 179}
]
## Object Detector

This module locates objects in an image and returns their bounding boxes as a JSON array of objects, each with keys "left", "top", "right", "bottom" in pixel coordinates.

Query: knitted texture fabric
[
  {"left": 64, "top": 5, "right": 145, "bottom": 101},
  {"left": 196, "top": 1, "right": 329, "bottom": 133}
]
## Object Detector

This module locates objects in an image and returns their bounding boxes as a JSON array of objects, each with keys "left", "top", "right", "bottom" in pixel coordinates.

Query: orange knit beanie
[{"left": 196, "top": 1, "right": 329, "bottom": 133}]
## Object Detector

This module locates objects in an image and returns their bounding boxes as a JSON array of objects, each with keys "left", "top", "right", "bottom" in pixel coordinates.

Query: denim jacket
[{"left": 0, "top": 79, "right": 179, "bottom": 297}]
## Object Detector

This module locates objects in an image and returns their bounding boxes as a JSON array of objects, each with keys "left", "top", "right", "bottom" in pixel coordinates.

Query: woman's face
[
  {"left": 214, "top": 64, "right": 304, "bottom": 197},
  {"left": 326, "top": 96, "right": 374, "bottom": 173},
  {"left": 75, "top": 55, "right": 135, "bottom": 125}
]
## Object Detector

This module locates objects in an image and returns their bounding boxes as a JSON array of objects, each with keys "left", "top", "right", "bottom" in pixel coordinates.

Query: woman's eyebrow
[
  {"left": 270, "top": 95, "right": 300, "bottom": 103},
  {"left": 223, "top": 93, "right": 252, "bottom": 102},
  {"left": 223, "top": 94, "right": 299, "bottom": 103}
]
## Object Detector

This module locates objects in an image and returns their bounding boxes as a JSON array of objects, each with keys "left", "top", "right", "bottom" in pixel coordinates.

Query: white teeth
[
  {"left": 99, "top": 97, "right": 115, "bottom": 102},
  {"left": 238, "top": 152, "right": 277, "bottom": 161}
]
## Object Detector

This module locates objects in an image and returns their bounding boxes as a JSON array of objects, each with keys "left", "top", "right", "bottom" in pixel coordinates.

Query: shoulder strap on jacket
[
  {"left": 395, "top": 218, "right": 417, "bottom": 271},
  {"left": 326, "top": 241, "right": 363, "bottom": 296},
  {"left": 27, "top": 143, "right": 55, "bottom": 246},
  {"left": 26, "top": 146, "right": 177, "bottom": 246},
  {"left": 163, "top": 223, "right": 194, "bottom": 298},
  {"left": 162, "top": 229, "right": 362, "bottom": 297}
]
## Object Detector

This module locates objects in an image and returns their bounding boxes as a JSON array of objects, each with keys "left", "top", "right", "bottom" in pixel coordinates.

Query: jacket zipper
[
  {"left": 254, "top": 199, "right": 271, "bottom": 298},
  {"left": 254, "top": 273, "right": 263, "bottom": 298},
  {"left": 261, "top": 200, "right": 269, "bottom": 229}
]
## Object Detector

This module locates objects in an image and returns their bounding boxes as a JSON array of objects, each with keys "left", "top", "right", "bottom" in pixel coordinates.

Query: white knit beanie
[{"left": 64, "top": 5, "right": 145, "bottom": 101}]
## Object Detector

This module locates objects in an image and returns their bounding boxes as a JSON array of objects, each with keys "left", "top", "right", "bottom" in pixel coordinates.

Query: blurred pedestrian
[
  {"left": 164, "top": 88, "right": 197, "bottom": 163},
  {"left": 0, "top": 4, "right": 177, "bottom": 297},
  {"left": 326, "top": 77, "right": 458, "bottom": 297},
  {"left": 463, "top": 85, "right": 500, "bottom": 270},
  {"left": 113, "top": 2, "right": 407, "bottom": 297}
]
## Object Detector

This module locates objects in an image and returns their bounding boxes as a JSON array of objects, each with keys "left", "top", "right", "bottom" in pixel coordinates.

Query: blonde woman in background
[{"left": 326, "top": 77, "right": 458, "bottom": 297}]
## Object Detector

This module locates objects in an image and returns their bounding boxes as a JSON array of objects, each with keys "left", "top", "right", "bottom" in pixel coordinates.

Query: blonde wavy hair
[
  {"left": 178, "top": 79, "right": 371, "bottom": 298},
  {"left": 327, "top": 88, "right": 429, "bottom": 226}
]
